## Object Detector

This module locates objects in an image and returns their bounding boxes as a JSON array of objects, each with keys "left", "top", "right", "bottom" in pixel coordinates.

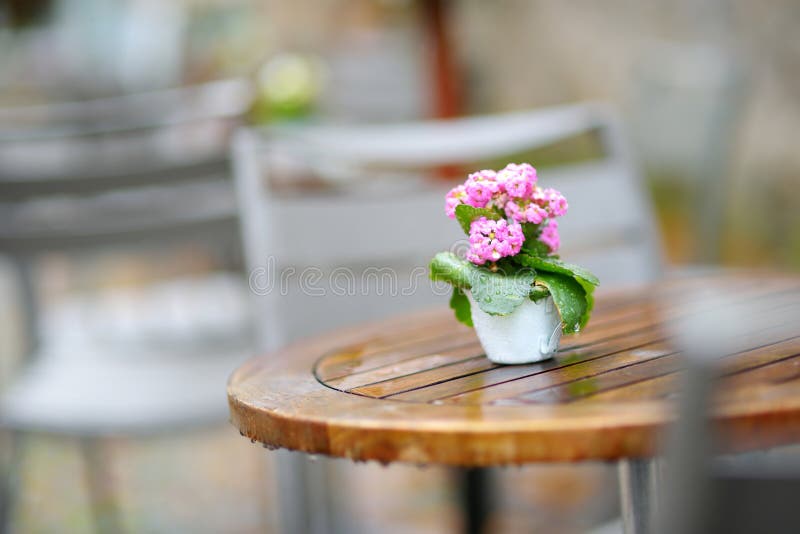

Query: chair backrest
[
  {"left": 232, "top": 103, "right": 663, "bottom": 349},
  {"left": 0, "top": 78, "right": 252, "bottom": 253},
  {"left": 0, "top": 78, "right": 252, "bottom": 194},
  {"left": 0, "top": 80, "right": 253, "bottom": 358}
]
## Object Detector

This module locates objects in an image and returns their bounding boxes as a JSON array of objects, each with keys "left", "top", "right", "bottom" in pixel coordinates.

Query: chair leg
[
  {"left": 618, "top": 458, "right": 659, "bottom": 534},
  {"left": 0, "top": 431, "right": 24, "bottom": 534},
  {"left": 10, "top": 256, "right": 40, "bottom": 360},
  {"left": 274, "top": 450, "right": 311, "bottom": 534},
  {"left": 458, "top": 467, "right": 492, "bottom": 534},
  {"left": 78, "top": 438, "right": 124, "bottom": 534},
  {"left": 273, "top": 450, "right": 338, "bottom": 534}
]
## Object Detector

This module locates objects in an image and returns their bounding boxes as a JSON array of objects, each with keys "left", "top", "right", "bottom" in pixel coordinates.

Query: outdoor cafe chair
[
  {"left": 0, "top": 78, "right": 253, "bottom": 532},
  {"left": 652, "top": 296, "right": 800, "bottom": 534}
]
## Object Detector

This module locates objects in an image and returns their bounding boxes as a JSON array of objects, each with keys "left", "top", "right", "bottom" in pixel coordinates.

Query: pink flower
[
  {"left": 539, "top": 219, "right": 560, "bottom": 254},
  {"left": 531, "top": 187, "right": 547, "bottom": 205},
  {"left": 445, "top": 185, "right": 467, "bottom": 218},
  {"left": 497, "top": 163, "right": 537, "bottom": 199},
  {"left": 445, "top": 165, "right": 568, "bottom": 259},
  {"left": 463, "top": 170, "right": 500, "bottom": 207},
  {"left": 503, "top": 200, "right": 523, "bottom": 221},
  {"left": 504, "top": 199, "right": 548, "bottom": 224},
  {"left": 541, "top": 187, "right": 568, "bottom": 217},
  {"left": 466, "top": 217, "right": 524, "bottom": 265}
]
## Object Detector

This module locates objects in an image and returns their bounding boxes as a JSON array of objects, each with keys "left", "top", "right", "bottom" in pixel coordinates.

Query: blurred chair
[
  {"left": 0, "top": 78, "right": 254, "bottom": 532},
  {"left": 655, "top": 295, "right": 800, "bottom": 534},
  {"left": 232, "top": 102, "right": 662, "bottom": 534},
  {"left": 629, "top": 41, "right": 746, "bottom": 263}
]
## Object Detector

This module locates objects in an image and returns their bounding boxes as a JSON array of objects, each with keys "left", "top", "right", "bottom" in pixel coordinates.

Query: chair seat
[
  {"left": 38, "top": 273, "right": 251, "bottom": 351},
  {"left": 1, "top": 273, "right": 253, "bottom": 435},
  {"left": 1, "top": 344, "right": 247, "bottom": 436}
]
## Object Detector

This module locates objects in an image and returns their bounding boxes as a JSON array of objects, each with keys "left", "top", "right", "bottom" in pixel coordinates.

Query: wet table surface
[{"left": 227, "top": 272, "right": 800, "bottom": 466}]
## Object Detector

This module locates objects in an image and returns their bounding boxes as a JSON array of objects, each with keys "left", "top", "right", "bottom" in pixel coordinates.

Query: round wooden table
[{"left": 228, "top": 272, "right": 800, "bottom": 532}]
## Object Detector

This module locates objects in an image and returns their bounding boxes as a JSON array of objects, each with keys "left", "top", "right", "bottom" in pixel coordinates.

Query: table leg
[
  {"left": 618, "top": 458, "right": 660, "bottom": 534},
  {"left": 274, "top": 450, "right": 335, "bottom": 534},
  {"left": 458, "top": 467, "right": 491, "bottom": 534}
]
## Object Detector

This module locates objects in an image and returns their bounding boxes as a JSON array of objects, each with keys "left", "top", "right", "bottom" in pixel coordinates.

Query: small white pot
[{"left": 468, "top": 292, "right": 562, "bottom": 365}]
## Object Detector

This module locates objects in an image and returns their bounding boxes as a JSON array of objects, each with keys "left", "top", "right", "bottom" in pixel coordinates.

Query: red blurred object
[{"left": 423, "top": 0, "right": 462, "bottom": 119}]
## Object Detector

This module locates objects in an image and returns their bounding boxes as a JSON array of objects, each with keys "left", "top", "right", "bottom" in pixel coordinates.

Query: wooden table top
[{"left": 228, "top": 272, "right": 800, "bottom": 466}]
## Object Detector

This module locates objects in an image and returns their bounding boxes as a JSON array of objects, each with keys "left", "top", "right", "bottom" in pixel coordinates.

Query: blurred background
[{"left": 0, "top": 0, "right": 798, "bottom": 532}]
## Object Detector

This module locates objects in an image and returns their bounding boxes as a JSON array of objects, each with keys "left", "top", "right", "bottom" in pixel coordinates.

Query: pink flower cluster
[
  {"left": 445, "top": 163, "right": 569, "bottom": 260},
  {"left": 539, "top": 219, "right": 560, "bottom": 253},
  {"left": 466, "top": 217, "right": 524, "bottom": 265},
  {"left": 445, "top": 169, "right": 500, "bottom": 218}
]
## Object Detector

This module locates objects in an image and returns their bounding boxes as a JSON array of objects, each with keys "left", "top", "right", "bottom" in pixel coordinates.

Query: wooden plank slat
[
  {"left": 724, "top": 354, "right": 800, "bottom": 388},
  {"left": 351, "top": 356, "right": 495, "bottom": 398},
  {"left": 314, "top": 312, "right": 469, "bottom": 380},
  {"left": 325, "top": 313, "right": 669, "bottom": 394},
  {"left": 445, "top": 344, "right": 674, "bottom": 405},
  {"left": 316, "top": 302, "right": 662, "bottom": 383},
  {"left": 390, "top": 332, "right": 665, "bottom": 403},
  {"left": 575, "top": 335, "right": 800, "bottom": 404},
  {"left": 326, "top": 344, "right": 485, "bottom": 391},
  {"left": 419, "top": 314, "right": 799, "bottom": 405},
  {"left": 316, "top": 335, "right": 479, "bottom": 382},
  {"left": 511, "top": 354, "right": 683, "bottom": 404},
  {"left": 319, "top": 282, "right": 800, "bottom": 384}
]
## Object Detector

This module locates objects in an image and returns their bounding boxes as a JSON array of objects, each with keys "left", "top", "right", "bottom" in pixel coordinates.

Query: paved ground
[{"left": 8, "top": 433, "right": 618, "bottom": 533}]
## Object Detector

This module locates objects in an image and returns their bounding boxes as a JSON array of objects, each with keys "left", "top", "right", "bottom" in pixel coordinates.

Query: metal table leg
[
  {"left": 459, "top": 467, "right": 491, "bottom": 534},
  {"left": 274, "top": 450, "right": 336, "bottom": 534},
  {"left": 618, "top": 458, "right": 659, "bottom": 534}
]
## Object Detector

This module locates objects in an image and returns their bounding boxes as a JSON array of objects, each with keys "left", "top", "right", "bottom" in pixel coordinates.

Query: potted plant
[{"left": 429, "top": 163, "right": 599, "bottom": 364}]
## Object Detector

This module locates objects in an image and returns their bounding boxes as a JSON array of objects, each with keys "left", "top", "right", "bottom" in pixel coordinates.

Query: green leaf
[
  {"left": 520, "top": 222, "right": 541, "bottom": 241},
  {"left": 513, "top": 253, "right": 600, "bottom": 288},
  {"left": 514, "top": 253, "right": 598, "bottom": 327},
  {"left": 529, "top": 285, "right": 550, "bottom": 302},
  {"left": 429, "top": 252, "right": 475, "bottom": 289},
  {"left": 469, "top": 265, "right": 536, "bottom": 316},
  {"left": 522, "top": 237, "right": 551, "bottom": 257},
  {"left": 583, "top": 290, "right": 595, "bottom": 327},
  {"left": 429, "top": 252, "right": 536, "bottom": 317},
  {"left": 518, "top": 223, "right": 552, "bottom": 257},
  {"left": 454, "top": 204, "right": 500, "bottom": 234},
  {"left": 449, "top": 287, "right": 473, "bottom": 327},
  {"left": 534, "top": 271, "right": 589, "bottom": 334}
]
